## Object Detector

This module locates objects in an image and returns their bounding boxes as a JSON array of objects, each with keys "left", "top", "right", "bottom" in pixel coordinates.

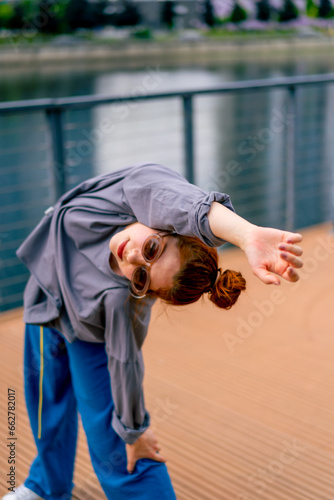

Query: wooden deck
[{"left": 1, "top": 223, "right": 334, "bottom": 500}]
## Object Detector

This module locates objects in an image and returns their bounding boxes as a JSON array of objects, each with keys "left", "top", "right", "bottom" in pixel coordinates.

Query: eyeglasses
[{"left": 129, "top": 231, "right": 174, "bottom": 299}]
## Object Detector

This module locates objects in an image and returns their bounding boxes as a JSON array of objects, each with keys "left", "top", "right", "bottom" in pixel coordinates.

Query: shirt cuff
[
  {"left": 111, "top": 411, "right": 150, "bottom": 444},
  {"left": 194, "top": 191, "right": 236, "bottom": 247}
]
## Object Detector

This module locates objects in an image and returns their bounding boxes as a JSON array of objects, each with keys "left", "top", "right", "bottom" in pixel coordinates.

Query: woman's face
[{"left": 109, "top": 222, "right": 181, "bottom": 292}]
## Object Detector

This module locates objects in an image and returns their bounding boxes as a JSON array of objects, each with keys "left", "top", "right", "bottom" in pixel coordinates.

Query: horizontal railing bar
[
  {"left": 1, "top": 73, "right": 334, "bottom": 114},
  {"left": 0, "top": 163, "right": 50, "bottom": 176},
  {"left": 63, "top": 114, "right": 182, "bottom": 130},
  {"left": 0, "top": 180, "right": 51, "bottom": 196},
  {"left": 0, "top": 217, "right": 49, "bottom": 232},
  {"left": 0, "top": 291, "right": 28, "bottom": 306},
  {"left": 0, "top": 144, "right": 50, "bottom": 155},
  {"left": 0, "top": 239, "right": 30, "bottom": 251},
  {"left": 0, "top": 125, "right": 48, "bottom": 136},
  {"left": 0, "top": 198, "right": 51, "bottom": 213},
  {"left": 0, "top": 279, "right": 27, "bottom": 291},
  {"left": 0, "top": 262, "right": 26, "bottom": 275}
]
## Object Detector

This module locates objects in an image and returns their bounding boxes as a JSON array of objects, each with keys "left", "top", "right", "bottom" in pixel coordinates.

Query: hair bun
[{"left": 209, "top": 269, "right": 246, "bottom": 310}]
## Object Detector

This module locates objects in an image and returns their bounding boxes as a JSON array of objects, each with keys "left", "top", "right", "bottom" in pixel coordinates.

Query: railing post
[
  {"left": 182, "top": 94, "right": 195, "bottom": 185},
  {"left": 286, "top": 85, "right": 296, "bottom": 232},
  {"left": 46, "top": 107, "right": 66, "bottom": 202}
]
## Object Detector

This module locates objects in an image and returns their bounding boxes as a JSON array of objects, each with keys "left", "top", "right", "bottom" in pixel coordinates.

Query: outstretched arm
[{"left": 207, "top": 202, "right": 303, "bottom": 285}]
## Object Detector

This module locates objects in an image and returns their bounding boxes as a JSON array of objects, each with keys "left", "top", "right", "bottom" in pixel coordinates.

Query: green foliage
[
  {"left": 0, "top": 3, "right": 14, "bottom": 24},
  {"left": 278, "top": 0, "right": 299, "bottom": 22},
  {"left": 229, "top": 2, "right": 248, "bottom": 23},
  {"left": 256, "top": 0, "right": 271, "bottom": 21},
  {"left": 318, "top": 0, "right": 334, "bottom": 18},
  {"left": 132, "top": 27, "right": 152, "bottom": 39},
  {"left": 4, "top": 0, "right": 36, "bottom": 30},
  {"left": 161, "top": 1, "right": 175, "bottom": 29},
  {"left": 37, "top": 0, "right": 71, "bottom": 34},
  {"left": 0, "top": 3, "right": 14, "bottom": 29},
  {"left": 66, "top": 0, "right": 108, "bottom": 30},
  {"left": 0, "top": 0, "right": 70, "bottom": 33},
  {"left": 203, "top": 0, "right": 216, "bottom": 27},
  {"left": 306, "top": 0, "right": 318, "bottom": 17}
]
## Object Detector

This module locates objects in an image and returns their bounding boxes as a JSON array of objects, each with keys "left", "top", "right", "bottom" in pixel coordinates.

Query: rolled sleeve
[
  {"left": 190, "top": 190, "right": 235, "bottom": 247},
  {"left": 123, "top": 163, "right": 235, "bottom": 247},
  {"left": 112, "top": 412, "right": 150, "bottom": 445}
]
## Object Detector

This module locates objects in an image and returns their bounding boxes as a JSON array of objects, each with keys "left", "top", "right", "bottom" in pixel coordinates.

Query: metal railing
[
  {"left": 1, "top": 73, "right": 334, "bottom": 312},
  {"left": 1, "top": 72, "right": 334, "bottom": 227}
]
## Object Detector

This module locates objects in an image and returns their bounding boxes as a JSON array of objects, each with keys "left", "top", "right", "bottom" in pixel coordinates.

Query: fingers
[
  {"left": 127, "top": 453, "right": 166, "bottom": 474},
  {"left": 153, "top": 451, "right": 167, "bottom": 463},
  {"left": 126, "top": 445, "right": 166, "bottom": 475},
  {"left": 285, "top": 232, "right": 303, "bottom": 244},
  {"left": 127, "top": 457, "right": 136, "bottom": 474},
  {"left": 279, "top": 251, "right": 303, "bottom": 269},
  {"left": 285, "top": 266, "right": 299, "bottom": 282},
  {"left": 279, "top": 241, "right": 303, "bottom": 277},
  {"left": 279, "top": 239, "right": 303, "bottom": 282},
  {"left": 278, "top": 243, "right": 303, "bottom": 256},
  {"left": 253, "top": 267, "right": 281, "bottom": 286}
]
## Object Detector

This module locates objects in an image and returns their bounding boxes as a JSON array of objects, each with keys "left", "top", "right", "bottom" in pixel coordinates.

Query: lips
[{"left": 117, "top": 240, "right": 128, "bottom": 260}]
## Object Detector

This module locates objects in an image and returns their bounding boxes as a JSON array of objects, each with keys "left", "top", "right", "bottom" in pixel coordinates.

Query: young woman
[{"left": 5, "top": 164, "right": 303, "bottom": 500}]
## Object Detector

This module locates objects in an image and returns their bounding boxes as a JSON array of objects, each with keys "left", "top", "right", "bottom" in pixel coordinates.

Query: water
[{"left": 1, "top": 52, "right": 334, "bottom": 311}]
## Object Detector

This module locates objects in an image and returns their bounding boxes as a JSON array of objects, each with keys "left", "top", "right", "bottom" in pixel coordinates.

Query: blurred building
[{"left": 106, "top": 0, "right": 206, "bottom": 29}]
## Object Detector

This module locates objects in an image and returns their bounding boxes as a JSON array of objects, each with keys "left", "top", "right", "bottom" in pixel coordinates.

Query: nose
[{"left": 126, "top": 247, "right": 146, "bottom": 266}]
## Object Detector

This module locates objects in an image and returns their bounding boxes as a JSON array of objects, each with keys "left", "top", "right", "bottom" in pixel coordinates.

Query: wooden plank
[{"left": 1, "top": 223, "right": 333, "bottom": 499}]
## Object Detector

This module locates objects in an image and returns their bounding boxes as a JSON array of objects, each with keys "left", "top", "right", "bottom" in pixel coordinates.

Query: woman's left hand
[
  {"left": 243, "top": 226, "right": 304, "bottom": 285},
  {"left": 125, "top": 428, "right": 166, "bottom": 474}
]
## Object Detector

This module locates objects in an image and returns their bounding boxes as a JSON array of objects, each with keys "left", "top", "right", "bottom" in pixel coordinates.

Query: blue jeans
[{"left": 24, "top": 324, "right": 177, "bottom": 500}]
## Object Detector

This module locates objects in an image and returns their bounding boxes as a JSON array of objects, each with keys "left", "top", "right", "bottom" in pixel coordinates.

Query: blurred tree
[
  {"left": 66, "top": 0, "right": 107, "bottom": 30},
  {"left": 0, "top": 3, "right": 14, "bottom": 29},
  {"left": 278, "top": 0, "right": 299, "bottom": 21},
  {"left": 230, "top": 2, "right": 248, "bottom": 23},
  {"left": 203, "top": 0, "right": 216, "bottom": 27},
  {"left": 54, "top": 1, "right": 71, "bottom": 32},
  {"left": 5, "top": 0, "right": 37, "bottom": 30},
  {"left": 161, "top": 1, "right": 175, "bottom": 29},
  {"left": 66, "top": 0, "right": 92, "bottom": 29},
  {"left": 109, "top": 1, "right": 141, "bottom": 27},
  {"left": 37, "top": 0, "right": 63, "bottom": 34},
  {"left": 306, "top": 0, "right": 318, "bottom": 17},
  {"left": 256, "top": 0, "right": 271, "bottom": 21},
  {"left": 318, "top": 0, "right": 334, "bottom": 17}
]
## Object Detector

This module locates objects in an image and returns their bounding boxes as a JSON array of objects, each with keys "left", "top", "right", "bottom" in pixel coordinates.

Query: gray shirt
[{"left": 17, "top": 163, "right": 234, "bottom": 444}]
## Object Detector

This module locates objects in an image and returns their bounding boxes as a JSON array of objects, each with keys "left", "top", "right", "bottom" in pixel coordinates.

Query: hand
[
  {"left": 125, "top": 428, "right": 166, "bottom": 474},
  {"left": 243, "top": 226, "right": 303, "bottom": 285}
]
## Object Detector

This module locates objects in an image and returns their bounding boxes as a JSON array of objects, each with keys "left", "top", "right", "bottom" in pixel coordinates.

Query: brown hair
[{"left": 152, "top": 235, "right": 246, "bottom": 309}]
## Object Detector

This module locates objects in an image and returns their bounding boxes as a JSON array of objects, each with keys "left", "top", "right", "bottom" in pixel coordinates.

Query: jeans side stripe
[{"left": 37, "top": 326, "right": 44, "bottom": 439}]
